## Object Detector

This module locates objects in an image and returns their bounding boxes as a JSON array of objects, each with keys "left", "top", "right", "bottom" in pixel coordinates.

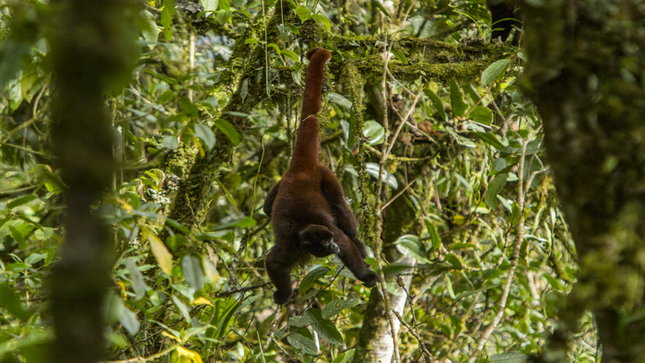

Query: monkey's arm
[
  {"left": 263, "top": 181, "right": 280, "bottom": 217},
  {"left": 319, "top": 166, "right": 368, "bottom": 258}
]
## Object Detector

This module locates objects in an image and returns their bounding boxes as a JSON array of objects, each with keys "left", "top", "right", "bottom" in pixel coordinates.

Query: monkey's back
[{"left": 270, "top": 164, "right": 336, "bottom": 251}]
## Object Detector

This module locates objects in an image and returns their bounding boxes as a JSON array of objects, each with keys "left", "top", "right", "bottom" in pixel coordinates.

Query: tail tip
[{"left": 306, "top": 48, "right": 331, "bottom": 62}]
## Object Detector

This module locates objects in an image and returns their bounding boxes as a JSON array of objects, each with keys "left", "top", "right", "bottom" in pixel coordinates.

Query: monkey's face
[{"left": 300, "top": 224, "right": 340, "bottom": 257}]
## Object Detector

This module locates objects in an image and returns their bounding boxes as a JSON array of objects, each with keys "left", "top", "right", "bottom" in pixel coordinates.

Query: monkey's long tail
[{"left": 300, "top": 48, "right": 331, "bottom": 122}]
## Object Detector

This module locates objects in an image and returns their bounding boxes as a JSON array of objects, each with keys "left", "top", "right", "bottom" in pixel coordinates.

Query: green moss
[{"left": 339, "top": 61, "right": 377, "bottom": 245}]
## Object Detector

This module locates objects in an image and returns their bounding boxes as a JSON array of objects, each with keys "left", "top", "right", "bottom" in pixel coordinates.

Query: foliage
[{"left": 0, "top": 0, "right": 598, "bottom": 362}]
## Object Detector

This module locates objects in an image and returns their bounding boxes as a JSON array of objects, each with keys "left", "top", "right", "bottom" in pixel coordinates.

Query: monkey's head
[{"left": 300, "top": 224, "right": 340, "bottom": 256}]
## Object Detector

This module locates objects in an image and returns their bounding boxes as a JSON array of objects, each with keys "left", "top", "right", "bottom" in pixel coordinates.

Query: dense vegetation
[{"left": 1, "top": 0, "right": 623, "bottom": 362}]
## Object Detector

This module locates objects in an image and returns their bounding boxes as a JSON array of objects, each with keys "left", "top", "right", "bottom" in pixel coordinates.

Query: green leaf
[
  {"left": 182, "top": 255, "right": 205, "bottom": 292},
  {"left": 294, "top": 6, "right": 312, "bottom": 22},
  {"left": 7, "top": 195, "right": 37, "bottom": 210},
  {"left": 289, "top": 314, "right": 316, "bottom": 328},
  {"left": 172, "top": 295, "right": 192, "bottom": 323},
  {"left": 362, "top": 120, "right": 385, "bottom": 145},
  {"left": 0, "top": 42, "right": 32, "bottom": 87},
  {"left": 193, "top": 123, "right": 216, "bottom": 151},
  {"left": 454, "top": 173, "right": 473, "bottom": 192},
  {"left": 165, "top": 219, "right": 190, "bottom": 234},
  {"left": 0, "top": 284, "right": 32, "bottom": 322},
  {"left": 475, "top": 132, "right": 506, "bottom": 150},
  {"left": 365, "top": 162, "right": 398, "bottom": 189},
  {"left": 455, "top": 282, "right": 500, "bottom": 300},
  {"left": 202, "top": 256, "right": 219, "bottom": 283},
  {"left": 145, "top": 69, "right": 178, "bottom": 85},
  {"left": 372, "top": 0, "right": 391, "bottom": 18},
  {"left": 159, "top": 90, "right": 175, "bottom": 104},
  {"left": 212, "top": 216, "right": 256, "bottom": 230},
  {"left": 394, "top": 234, "right": 428, "bottom": 262},
  {"left": 383, "top": 262, "right": 414, "bottom": 275},
  {"left": 481, "top": 59, "right": 511, "bottom": 86},
  {"left": 287, "top": 332, "right": 318, "bottom": 355},
  {"left": 494, "top": 158, "right": 508, "bottom": 173},
  {"left": 10, "top": 226, "right": 26, "bottom": 249},
  {"left": 525, "top": 139, "right": 542, "bottom": 155},
  {"left": 469, "top": 106, "right": 493, "bottom": 125},
  {"left": 212, "top": 298, "right": 240, "bottom": 338},
  {"left": 281, "top": 49, "right": 299, "bottom": 62},
  {"left": 327, "top": 92, "right": 352, "bottom": 108},
  {"left": 24, "top": 252, "right": 47, "bottom": 266},
  {"left": 218, "top": 0, "right": 230, "bottom": 11},
  {"left": 444, "top": 253, "right": 463, "bottom": 269},
  {"left": 148, "top": 232, "right": 173, "bottom": 275},
  {"left": 126, "top": 260, "right": 147, "bottom": 301},
  {"left": 331, "top": 349, "right": 355, "bottom": 363},
  {"left": 119, "top": 306, "right": 140, "bottom": 336},
  {"left": 300, "top": 266, "right": 330, "bottom": 294},
  {"left": 484, "top": 173, "right": 508, "bottom": 209},
  {"left": 426, "top": 221, "right": 442, "bottom": 251},
  {"left": 216, "top": 10, "right": 232, "bottom": 24},
  {"left": 267, "top": 43, "right": 281, "bottom": 54},
  {"left": 322, "top": 296, "right": 361, "bottom": 319},
  {"left": 138, "top": 10, "right": 160, "bottom": 50},
  {"left": 307, "top": 309, "right": 344, "bottom": 346},
  {"left": 311, "top": 14, "right": 331, "bottom": 30},
  {"left": 449, "top": 243, "right": 477, "bottom": 250},
  {"left": 392, "top": 49, "right": 408, "bottom": 64},
  {"left": 8, "top": 77, "right": 22, "bottom": 110},
  {"left": 542, "top": 273, "right": 564, "bottom": 291},
  {"left": 450, "top": 80, "right": 468, "bottom": 117},
  {"left": 490, "top": 351, "right": 529, "bottom": 363},
  {"left": 235, "top": 8, "right": 252, "bottom": 19},
  {"left": 166, "top": 234, "right": 187, "bottom": 251},
  {"left": 424, "top": 88, "right": 446, "bottom": 121},
  {"left": 179, "top": 97, "right": 199, "bottom": 118},
  {"left": 161, "top": 0, "right": 176, "bottom": 41},
  {"left": 21, "top": 65, "right": 41, "bottom": 102},
  {"left": 201, "top": 0, "right": 218, "bottom": 11},
  {"left": 214, "top": 119, "right": 240, "bottom": 145}
]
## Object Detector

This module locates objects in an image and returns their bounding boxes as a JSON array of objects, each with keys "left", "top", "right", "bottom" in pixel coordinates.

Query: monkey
[
  {"left": 299, "top": 224, "right": 340, "bottom": 257},
  {"left": 486, "top": 0, "right": 521, "bottom": 43},
  {"left": 263, "top": 48, "right": 379, "bottom": 305}
]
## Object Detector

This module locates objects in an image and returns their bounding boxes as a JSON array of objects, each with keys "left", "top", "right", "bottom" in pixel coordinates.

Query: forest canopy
[{"left": 1, "top": 0, "right": 644, "bottom": 362}]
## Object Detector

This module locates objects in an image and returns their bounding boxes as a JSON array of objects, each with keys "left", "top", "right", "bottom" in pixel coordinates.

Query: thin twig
[
  {"left": 229, "top": 220, "right": 270, "bottom": 289},
  {"left": 215, "top": 282, "right": 271, "bottom": 298},
  {"left": 393, "top": 311, "right": 434, "bottom": 363},
  {"left": 383, "top": 92, "right": 422, "bottom": 159},
  {"left": 0, "top": 118, "right": 38, "bottom": 144},
  {"left": 0, "top": 142, "right": 48, "bottom": 156},
  {"left": 381, "top": 177, "right": 418, "bottom": 211},
  {"left": 106, "top": 345, "right": 178, "bottom": 362},
  {"left": 263, "top": 305, "right": 282, "bottom": 351}
]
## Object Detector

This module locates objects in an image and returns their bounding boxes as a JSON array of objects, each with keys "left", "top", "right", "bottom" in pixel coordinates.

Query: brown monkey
[{"left": 263, "top": 48, "right": 378, "bottom": 304}]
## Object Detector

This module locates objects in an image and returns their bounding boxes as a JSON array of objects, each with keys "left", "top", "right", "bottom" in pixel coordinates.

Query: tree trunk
[
  {"left": 353, "top": 255, "right": 416, "bottom": 363},
  {"left": 49, "top": 1, "right": 136, "bottom": 362},
  {"left": 521, "top": 0, "right": 645, "bottom": 361}
]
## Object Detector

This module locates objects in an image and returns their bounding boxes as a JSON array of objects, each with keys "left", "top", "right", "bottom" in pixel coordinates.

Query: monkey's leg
[
  {"left": 333, "top": 230, "right": 379, "bottom": 287},
  {"left": 265, "top": 247, "right": 296, "bottom": 304}
]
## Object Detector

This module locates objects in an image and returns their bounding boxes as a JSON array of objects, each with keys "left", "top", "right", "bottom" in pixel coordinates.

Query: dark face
[{"left": 300, "top": 224, "right": 340, "bottom": 257}]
